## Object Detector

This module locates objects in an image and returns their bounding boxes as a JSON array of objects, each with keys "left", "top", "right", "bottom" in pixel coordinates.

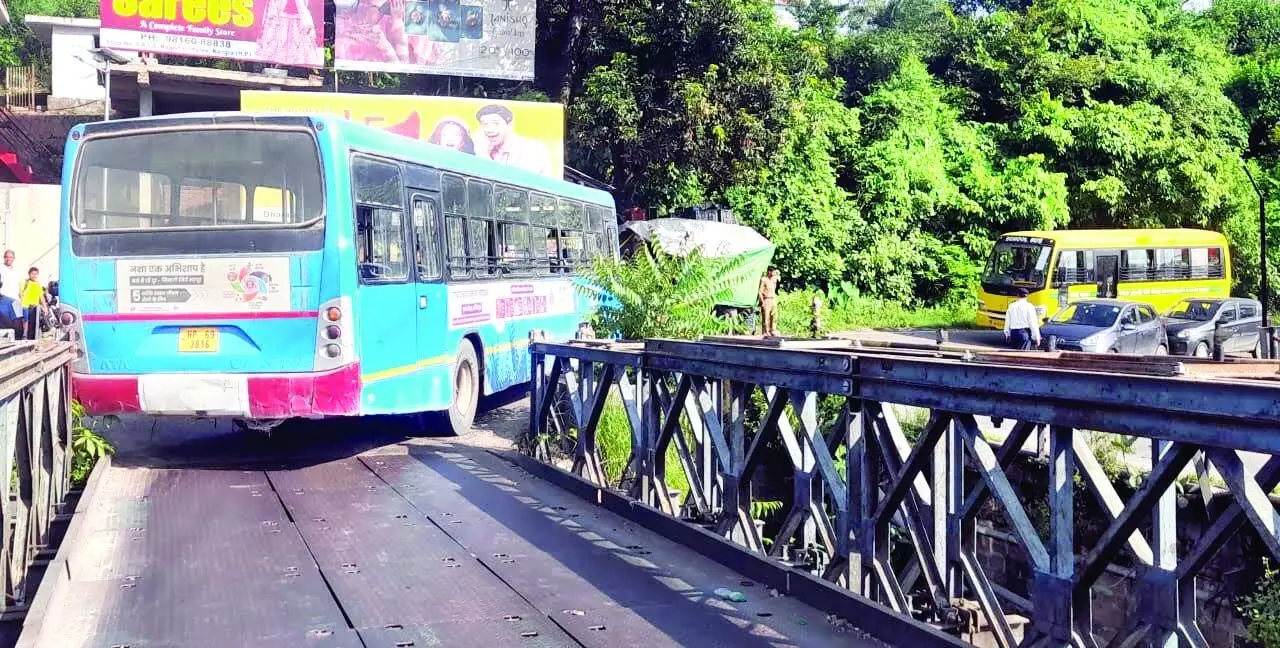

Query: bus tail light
[{"left": 315, "top": 297, "right": 355, "bottom": 371}]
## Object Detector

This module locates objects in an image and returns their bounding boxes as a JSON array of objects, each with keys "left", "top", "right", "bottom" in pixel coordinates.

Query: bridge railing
[
  {"left": 0, "top": 341, "right": 77, "bottom": 617},
  {"left": 523, "top": 338, "right": 1280, "bottom": 648}
]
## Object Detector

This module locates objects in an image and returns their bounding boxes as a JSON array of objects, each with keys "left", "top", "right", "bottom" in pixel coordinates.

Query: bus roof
[
  {"left": 1000, "top": 228, "right": 1227, "bottom": 247},
  {"left": 73, "top": 111, "right": 616, "bottom": 209}
]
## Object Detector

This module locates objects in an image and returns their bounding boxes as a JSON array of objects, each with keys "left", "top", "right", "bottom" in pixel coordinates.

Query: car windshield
[
  {"left": 1050, "top": 303, "right": 1122, "bottom": 327},
  {"left": 983, "top": 239, "right": 1052, "bottom": 289},
  {"left": 1165, "top": 300, "right": 1220, "bottom": 322}
]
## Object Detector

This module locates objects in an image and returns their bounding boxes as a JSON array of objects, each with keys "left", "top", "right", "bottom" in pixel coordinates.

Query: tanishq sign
[{"left": 100, "top": 0, "right": 325, "bottom": 68}]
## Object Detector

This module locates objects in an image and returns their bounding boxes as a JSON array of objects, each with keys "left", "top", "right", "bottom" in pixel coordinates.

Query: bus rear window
[{"left": 74, "top": 129, "right": 323, "bottom": 231}]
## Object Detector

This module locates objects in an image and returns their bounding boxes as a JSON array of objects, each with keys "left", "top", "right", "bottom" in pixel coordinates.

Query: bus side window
[
  {"left": 495, "top": 186, "right": 530, "bottom": 275},
  {"left": 1121, "top": 248, "right": 1153, "bottom": 282},
  {"left": 1155, "top": 248, "right": 1191, "bottom": 280},
  {"left": 605, "top": 211, "right": 618, "bottom": 256},
  {"left": 557, "top": 199, "right": 585, "bottom": 272},
  {"left": 353, "top": 157, "right": 408, "bottom": 283},
  {"left": 585, "top": 206, "right": 602, "bottom": 259},
  {"left": 1207, "top": 247, "right": 1224, "bottom": 278},
  {"left": 1054, "top": 250, "right": 1094, "bottom": 285},
  {"left": 530, "top": 193, "right": 557, "bottom": 274},
  {"left": 356, "top": 206, "right": 409, "bottom": 282},
  {"left": 443, "top": 174, "right": 468, "bottom": 280},
  {"left": 412, "top": 197, "right": 442, "bottom": 281},
  {"left": 467, "top": 180, "right": 495, "bottom": 278}
]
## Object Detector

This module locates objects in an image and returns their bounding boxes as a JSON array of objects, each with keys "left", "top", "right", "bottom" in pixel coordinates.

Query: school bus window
[
  {"left": 1121, "top": 249, "right": 1154, "bottom": 281},
  {"left": 1155, "top": 248, "right": 1191, "bottom": 279},
  {"left": 1054, "top": 250, "right": 1093, "bottom": 285},
  {"left": 1208, "top": 247, "right": 1223, "bottom": 276}
]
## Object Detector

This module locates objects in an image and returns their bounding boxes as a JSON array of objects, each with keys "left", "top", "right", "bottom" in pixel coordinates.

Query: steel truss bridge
[
  {"left": 0, "top": 337, "right": 1274, "bottom": 648},
  {"left": 525, "top": 337, "right": 1280, "bottom": 648}
]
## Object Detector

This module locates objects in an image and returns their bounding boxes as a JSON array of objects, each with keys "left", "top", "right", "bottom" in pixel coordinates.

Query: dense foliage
[
  {"left": 579, "top": 247, "right": 747, "bottom": 339},
  {"left": 552, "top": 0, "right": 1280, "bottom": 307},
  {"left": 1243, "top": 560, "right": 1280, "bottom": 648},
  {"left": 12, "top": 0, "right": 1280, "bottom": 306}
]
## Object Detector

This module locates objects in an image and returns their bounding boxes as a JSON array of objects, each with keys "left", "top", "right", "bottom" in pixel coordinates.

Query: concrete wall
[
  {"left": 0, "top": 184, "right": 61, "bottom": 281},
  {"left": 49, "top": 24, "right": 103, "bottom": 101},
  {"left": 974, "top": 502, "right": 1254, "bottom": 647}
]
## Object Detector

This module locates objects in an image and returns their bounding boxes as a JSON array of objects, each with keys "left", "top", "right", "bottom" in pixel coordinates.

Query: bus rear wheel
[{"left": 447, "top": 340, "right": 480, "bottom": 436}]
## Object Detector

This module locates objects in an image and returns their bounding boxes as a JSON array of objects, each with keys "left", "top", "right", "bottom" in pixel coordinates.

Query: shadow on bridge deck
[{"left": 18, "top": 409, "right": 882, "bottom": 648}]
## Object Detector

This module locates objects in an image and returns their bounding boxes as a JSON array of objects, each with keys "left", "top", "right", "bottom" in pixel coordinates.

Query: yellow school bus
[{"left": 976, "top": 229, "right": 1231, "bottom": 329}]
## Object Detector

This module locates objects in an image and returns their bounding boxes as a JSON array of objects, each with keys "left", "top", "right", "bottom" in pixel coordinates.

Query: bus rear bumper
[{"left": 72, "top": 364, "right": 362, "bottom": 418}]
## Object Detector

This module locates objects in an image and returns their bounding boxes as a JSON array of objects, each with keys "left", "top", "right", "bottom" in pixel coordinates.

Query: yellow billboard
[{"left": 240, "top": 91, "right": 565, "bottom": 179}]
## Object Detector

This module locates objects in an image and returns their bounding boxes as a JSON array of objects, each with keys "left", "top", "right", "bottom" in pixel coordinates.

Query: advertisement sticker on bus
[
  {"left": 446, "top": 280, "right": 574, "bottom": 329},
  {"left": 116, "top": 257, "right": 292, "bottom": 314}
]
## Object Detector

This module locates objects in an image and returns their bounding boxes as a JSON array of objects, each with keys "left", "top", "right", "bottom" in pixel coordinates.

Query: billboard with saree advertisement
[
  {"left": 240, "top": 90, "right": 564, "bottom": 179},
  {"left": 332, "top": 0, "right": 535, "bottom": 80},
  {"left": 100, "top": 0, "right": 325, "bottom": 68}
]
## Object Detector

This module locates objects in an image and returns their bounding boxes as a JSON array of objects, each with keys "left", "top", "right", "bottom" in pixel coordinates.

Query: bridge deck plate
[{"left": 24, "top": 434, "right": 877, "bottom": 648}]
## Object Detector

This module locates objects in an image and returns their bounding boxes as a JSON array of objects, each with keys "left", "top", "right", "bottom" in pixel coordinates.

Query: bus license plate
[{"left": 178, "top": 328, "right": 219, "bottom": 353}]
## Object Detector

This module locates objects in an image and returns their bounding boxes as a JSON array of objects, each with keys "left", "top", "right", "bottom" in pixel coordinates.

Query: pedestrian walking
[
  {"left": 759, "top": 267, "right": 780, "bottom": 337},
  {"left": 19, "top": 267, "right": 46, "bottom": 341},
  {"left": 809, "top": 295, "right": 822, "bottom": 338},
  {"left": 0, "top": 250, "right": 20, "bottom": 337},
  {"left": 1003, "top": 287, "right": 1041, "bottom": 351}
]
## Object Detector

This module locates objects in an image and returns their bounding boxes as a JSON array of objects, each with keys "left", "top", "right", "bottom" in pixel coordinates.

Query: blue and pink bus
[{"left": 58, "top": 113, "right": 617, "bottom": 434}]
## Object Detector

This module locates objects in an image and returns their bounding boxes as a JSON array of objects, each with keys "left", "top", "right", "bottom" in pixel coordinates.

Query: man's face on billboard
[{"left": 479, "top": 114, "right": 512, "bottom": 147}]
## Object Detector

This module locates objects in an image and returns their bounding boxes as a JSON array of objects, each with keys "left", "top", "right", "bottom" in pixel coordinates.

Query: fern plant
[
  {"left": 70, "top": 400, "right": 117, "bottom": 487},
  {"left": 580, "top": 245, "right": 752, "bottom": 340},
  {"left": 1243, "top": 560, "right": 1280, "bottom": 648}
]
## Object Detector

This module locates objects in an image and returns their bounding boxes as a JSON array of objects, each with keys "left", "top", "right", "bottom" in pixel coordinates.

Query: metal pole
[
  {"left": 1244, "top": 162, "right": 1271, "bottom": 357},
  {"left": 103, "top": 59, "right": 111, "bottom": 121}
]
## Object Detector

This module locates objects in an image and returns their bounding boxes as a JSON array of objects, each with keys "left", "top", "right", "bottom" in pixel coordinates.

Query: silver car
[{"left": 1041, "top": 299, "right": 1168, "bottom": 355}]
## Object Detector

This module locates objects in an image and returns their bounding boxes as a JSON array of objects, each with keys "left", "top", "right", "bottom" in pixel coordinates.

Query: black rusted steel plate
[
  {"left": 272, "top": 457, "right": 552, "bottom": 631},
  {"left": 549, "top": 604, "right": 836, "bottom": 648},
  {"left": 35, "top": 463, "right": 353, "bottom": 648},
  {"left": 322, "top": 559, "right": 537, "bottom": 628},
  {"left": 35, "top": 568, "right": 352, "bottom": 648},
  {"left": 356, "top": 617, "right": 576, "bottom": 648}
]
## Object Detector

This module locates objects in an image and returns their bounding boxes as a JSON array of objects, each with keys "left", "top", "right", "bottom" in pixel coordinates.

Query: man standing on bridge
[
  {"left": 759, "top": 267, "right": 780, "bottom": 337},
  {"left": 1003, "top": 287, "right": 1041, "bottom": 350}
]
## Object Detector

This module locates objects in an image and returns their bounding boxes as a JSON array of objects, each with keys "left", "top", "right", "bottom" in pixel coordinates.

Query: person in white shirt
[
  {"left": 0, "top": 250, "right": 20, "bottom": 320},
  {"left": 1003, "top": 287, "right": 1042, "bottom": 350}
]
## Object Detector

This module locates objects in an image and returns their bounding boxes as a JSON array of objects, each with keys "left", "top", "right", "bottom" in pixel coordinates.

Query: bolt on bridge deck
[{"left": 19, "top": 425, "right": 878, "bottom": 648}]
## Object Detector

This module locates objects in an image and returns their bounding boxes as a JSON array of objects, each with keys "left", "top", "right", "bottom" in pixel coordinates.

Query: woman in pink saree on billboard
[
  {"left": 256, "top": 0, "right": 323, "bottom": 67},
  {"left": 334, "top": 0, "right": 443, "bottom": 67},
  {"left": 428, "top": 117, "right": 475, "bottom": 155}
]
